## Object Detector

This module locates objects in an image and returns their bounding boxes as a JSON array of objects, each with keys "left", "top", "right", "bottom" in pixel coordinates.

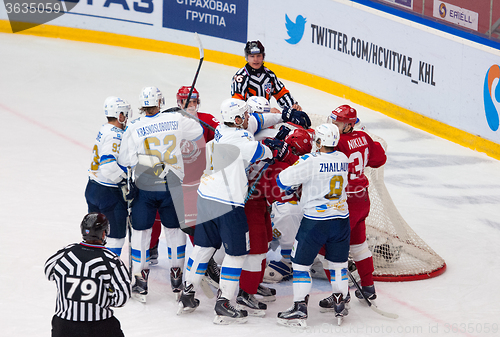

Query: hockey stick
[
  {"left": 347, "top": 270, "right": 398, "bottom": 319},
  {"left": 126, "top": 167, "right": 133, "bottom": 280},
  {"left": 184, "top": 32, "right": 204, "bottom": 109},
  {"left": 244, "top": 161, "right": 270, "bottom": 203}
]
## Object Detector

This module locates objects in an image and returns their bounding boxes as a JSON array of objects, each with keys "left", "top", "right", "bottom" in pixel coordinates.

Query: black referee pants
[{"left": 51, "top": 315, "right": 125, "bottom": 337}]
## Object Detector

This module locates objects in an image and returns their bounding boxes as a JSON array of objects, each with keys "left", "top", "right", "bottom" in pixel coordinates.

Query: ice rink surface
[{"left": 1, "top": 33, "right": 500, "bottom": 336}]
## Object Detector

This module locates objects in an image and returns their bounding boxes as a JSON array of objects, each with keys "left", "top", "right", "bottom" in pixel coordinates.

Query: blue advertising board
[{"left": 163, "top": 0, "right": 248, "bottom": 43}]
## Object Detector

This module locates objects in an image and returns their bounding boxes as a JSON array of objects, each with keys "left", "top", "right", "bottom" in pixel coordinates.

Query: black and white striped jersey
[
  {"left": 44, "top": 242, "right": 131, "bottom": 322},
  {"left": 231, "top": 64, "right": 297, "bottom": 109}
]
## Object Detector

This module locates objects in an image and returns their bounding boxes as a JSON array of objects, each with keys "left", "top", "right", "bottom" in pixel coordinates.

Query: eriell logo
[
  {"left": 483, "top": 65, "right": 500, "bottom": 131},
  {"left": 285, "top": 14, "right": 307, "bottom": 45},
  {"left": 439, "top": 3, "right": 447, "bottom": 18}
]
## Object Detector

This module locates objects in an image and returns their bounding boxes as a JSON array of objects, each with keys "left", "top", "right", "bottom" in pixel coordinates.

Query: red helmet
[
  {"left": 285, "top": 128, "right": 313, "bottom": 156},
  {"left": 330, "top": 104, "right": 357, "bottom": 124},
  {"left": 176, "top": 86, "right": 200, "bottom": 103}
]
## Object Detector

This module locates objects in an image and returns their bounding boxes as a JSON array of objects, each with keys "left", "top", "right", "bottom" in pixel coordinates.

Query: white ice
[{"left": 1, "top": 33, "right": 500, "bottom": 337}]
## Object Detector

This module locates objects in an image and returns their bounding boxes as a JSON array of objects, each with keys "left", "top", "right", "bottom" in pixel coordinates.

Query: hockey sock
[
  {"left": 131, "top": 228, "right": 152, "bottom": 275},
  {"left": 107, "top": 237, "right": 125, "bottom": 256},
  {"left": 355, "top": 257, "right": 375, "bottom": 287},
  {"left": 150, "top": 214, "right": 162, "bottom": 249},
  {"left": 316, "top": 252, "right": 331, "bottom": 280},
  {"left": 240, "top": 253, "right": 266, "bottom": 294},
  {"left": 219, "top": 254, "right": 246, "bottom": 300},
  {"left": 351, "top": 241, "right": 374, "bottom": 287},
  {"left": 328, "top": 261, "right": 349, "bottom": 298},
  {"left": 165, "top": 227, "right": 187, "bottom": 269},
  {"left": 280, "top": 248, "right": 292, "bottom": 262},
  {"left": 185, "top": 245, "right": 215, "bottom": 289},
  {"left": 291, "top": 263, "right": 312, "bottom": 303}
]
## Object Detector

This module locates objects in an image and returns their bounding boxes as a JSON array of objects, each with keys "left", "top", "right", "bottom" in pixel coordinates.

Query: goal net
[{"left": 308, "top": 113, "right": 446, "bottom": 281}]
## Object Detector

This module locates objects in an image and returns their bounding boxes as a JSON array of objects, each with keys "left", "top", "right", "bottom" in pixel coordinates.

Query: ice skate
[
  {"left": 256, "top": 284, "right": 276, "bottom": 302},
  {"left": 213, "top": 297, "right": 248, "bottom": 325},
  {"left": 170, "top": 267, "right": 183, "bottom": 300},
  {"left": 330, "top": 293, "right": 349, "bottom": 325},
  {"left": 235, "top": 289, "right": 267, "bottom": 317},
  {"left": 355, "top": 284, "right": 377, "bottom": 302},
  {"left": 277, "top": 295, "right": 308, "bottom": 328},
  {"left": 149, "top": 242, "right": 159, "bottom": 265},
  {"left": 204, "top": 257, "right": 220, "bottom": 288},
  {"left": 131, "top": 269, "right": 149, "bottom": 303},
  {"left": 177, "top": 283, "right": 200, "bottom": 315},
  {"left": 263, "top": 259, "right": 292, "bottom": 283},
  {"left": 319, "top": 292, "right": 351, "bottom": 313}
]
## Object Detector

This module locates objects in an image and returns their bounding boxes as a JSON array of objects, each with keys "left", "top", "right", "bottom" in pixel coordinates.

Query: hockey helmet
[
  {"left": 244, "top": 40, "right": 265, "bottom": 57},
  {"left": 176, "top": 86, "right": 200, "bottom": 113},
  {"left": 285, "top": 128, "right": 313, "bottom": 156},
  {"left": 247, "top": 96, "right": 271, "bottom": 113},
  {"left": 104, "top": 96, "right": 131, "bottom": 123},
  {"left": 139, "top": 86, "right": 164, "bottom": 108},
  {"left": 220, "top": 98, "right": 249, "bottom": 124},
  {"left": 329, "top": 104, "right": 357, "bottom": 124},
  {"left": 81, "top": 213, "right": 109, "bottom": 244},
  {"left": 314, "top": 123, "right": 340, "bottom": 148}
]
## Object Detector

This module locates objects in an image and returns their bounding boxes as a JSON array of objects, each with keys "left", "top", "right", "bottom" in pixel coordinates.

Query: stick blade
[{"left": 194, "top": 32, "right": 204, "bottom": 59}]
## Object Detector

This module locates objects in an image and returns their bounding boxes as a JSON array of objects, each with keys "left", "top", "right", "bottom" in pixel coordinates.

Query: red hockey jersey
[{"left": 334, "top": 130, "right": 387, "bottom": 193}]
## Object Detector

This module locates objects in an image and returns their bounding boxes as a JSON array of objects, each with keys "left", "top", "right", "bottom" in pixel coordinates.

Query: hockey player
[
  {"left": 177, "top": 98, "right": 276, "bottom": 324},
  {"left": 117, "top": 86, "right": 203, "bottom": 302},
  {"left": 319, "top": 105, "right": 386, "bottom": 308},
  {"left": 231, "top": 40, "right": 303, "bottom": 112},
  {"left": 44, "top": 213, "right": 131, "bottom": 337},
  {"left": 85, "top": 96, "right": 131, "bottom": 256},
  {"left": 264, "top": 128, "right": 314, "bottom": 283},
  {"left": 276, "top": 124, "right": 351, "bottom": 327}
]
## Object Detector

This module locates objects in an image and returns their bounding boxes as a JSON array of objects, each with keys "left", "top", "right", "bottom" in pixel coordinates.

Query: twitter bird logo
[{"left": 285, "top": 14, "right": 307, "bottom": 45}]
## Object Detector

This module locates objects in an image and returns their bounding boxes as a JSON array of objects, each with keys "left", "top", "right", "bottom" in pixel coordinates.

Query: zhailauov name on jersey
[{"left": 319, "top": 162, "right": 348, "bottom": 173}]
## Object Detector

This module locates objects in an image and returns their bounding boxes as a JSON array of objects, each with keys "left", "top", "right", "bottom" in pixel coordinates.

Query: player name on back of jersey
[
  {"left": 136, "top": 120, "right": 179, "bottom": 137},
  {"left": 347, "top": 135, "right": 368, "bottom": 150},
  {"left": 319, "top": 162, "right": 348, "bottom": 173}
]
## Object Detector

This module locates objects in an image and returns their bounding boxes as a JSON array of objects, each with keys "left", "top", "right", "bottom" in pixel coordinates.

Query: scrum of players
[{"left": 86, "top": 39, "right": 387, "bottom": 328}]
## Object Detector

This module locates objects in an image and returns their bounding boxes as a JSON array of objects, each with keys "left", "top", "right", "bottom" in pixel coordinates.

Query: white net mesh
[{"left": 308, "top": 114, "right": 446, "bottom": 281}]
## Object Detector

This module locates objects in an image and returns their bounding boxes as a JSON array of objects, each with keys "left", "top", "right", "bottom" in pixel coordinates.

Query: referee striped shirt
[
  {"left": 44, "top": 242, "right": 131, "bottom": 322},
  {"left": 231, "top": 64, "right": 297, "bottom": 109}
]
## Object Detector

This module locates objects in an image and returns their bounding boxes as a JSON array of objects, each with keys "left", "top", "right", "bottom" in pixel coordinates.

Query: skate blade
[
  {"left": 149, "top": 260, "right": 158, "bottom": 266},
  {"left": 213, "top": 315, "right": 248, "bottom": 325},
  {"left": 203, "top": 275, "right": 219, "bottom": 288},
  {"left": 319, "top": 302, "right": 350, "bottom": 313},
  {"left": 337, "top": 317, "right": 343, "bottom": 326},
  {"left": 235, "top": 304, "right": 266, "bottom": 317},
  {"left": 255, "top": 294, "right": 276, "bottom": 303},
  {"left": 131, "top": 292, "right": 147, "bottom": 303},
  {"left": 177, "top": 302, "right": 198, "bottom": 315},
  {"left": 277, "top": 318, "right": 307, "bottom": 328},
  {"left": 200, "top": 278, "right": 215, "bottom": 299},
  {"left": 174, "top": 291, "right": 181, "bottom": 301}
]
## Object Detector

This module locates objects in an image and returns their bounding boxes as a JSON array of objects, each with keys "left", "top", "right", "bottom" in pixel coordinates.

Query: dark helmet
[
  {"left": 244, "top": 40, "right": 265, "bottom": 58},
  {"left": 81, "top": 213, "right": 109, "bottom": 244}
]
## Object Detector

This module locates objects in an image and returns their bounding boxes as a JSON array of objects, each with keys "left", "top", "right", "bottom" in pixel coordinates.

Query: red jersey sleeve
[{"left": 198, "top": 112, "right": 220, "bottom": 142}]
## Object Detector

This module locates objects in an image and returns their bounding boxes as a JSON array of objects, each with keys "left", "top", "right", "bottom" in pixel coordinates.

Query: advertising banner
[{"left": 433, "top": 0, "right": 478, "bottom": 31}]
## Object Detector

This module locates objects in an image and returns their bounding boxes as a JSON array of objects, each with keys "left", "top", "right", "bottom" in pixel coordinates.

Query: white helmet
[
  {"left": 314, "top": 123, "right": 340, "bottom": 147},
  {"left": 247, "top": 96, "right": 271, "bottom": 113},
  {"left": 104, "top": 96, "right": 131, "bottom": 120},
  {"left": 220, "top": 98, "right": 249, "bottom": 124},
  {"left": 139, "top": 86, "right": 164, "bottom": 108}
]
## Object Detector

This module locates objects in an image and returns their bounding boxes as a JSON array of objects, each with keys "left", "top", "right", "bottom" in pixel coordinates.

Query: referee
[{"left": 44, "top": 213, "right": 131, "bottom": 337}]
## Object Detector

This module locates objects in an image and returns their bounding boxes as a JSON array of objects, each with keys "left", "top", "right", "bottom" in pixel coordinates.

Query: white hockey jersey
[
  {"left": 198, "top": 124, "right": 272, "bottom": 207},
  {"left": 276, "top": 151, "right": 350, "bottom": 220},
  {"left": 117, "top": 112, "right": 203, "bottom": 181},
  {"left": 88, "top": 123, "right": 126, "bottom": 187}
]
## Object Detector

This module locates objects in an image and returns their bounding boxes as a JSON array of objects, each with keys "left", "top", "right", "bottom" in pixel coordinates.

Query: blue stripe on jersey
[
  {"left": 131, "top": 248, "right": 141, "bottom": 263},
  {"left": 186, "top": 257, "right": 194, "bottom": 272},
  {"left": 250, "top": 112, "right": 264, "bottom": 135},
  {"left": 100, "top": 154, "right": 116, "bottom": 165},
  {"left": 330, "top": 269, "right": 349, "bottom": 282},
  {"left": 177, "top": 245, "right": 186, "bottom": 259},
  {"left": 250, "top": 143, "right": 265, "bottom": 164},
  {"left": 221, "top": 266, "right": 242, "bottom": 281},
  {"left": 117, "top": 163, "right": 128, "bottom": 172},
  {"left": 276, "top": 175, "right": 293, "bottom": 191},
  {"left": 293, "top": 270, "right": 311, "bottom": 283},
  {"left": 196, "top": 262, "right": 208, "bottom": 275},
  {"left": 303, "top": 213, "right": 349, "bottom": 220}
]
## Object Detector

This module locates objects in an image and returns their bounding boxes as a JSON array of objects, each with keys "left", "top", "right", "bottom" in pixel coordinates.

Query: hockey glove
[
  {"left": 118, "top": 179, "right": 138, "bottom": 202},
  {"left": 281, "top": 108, "right": 312, "bottom": 129},
  {"left": 275, "top": 125, "right": 291, "bottom": 141},
  {"left": 263, "top": 138, "right": 290, "bottom": 162}
]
